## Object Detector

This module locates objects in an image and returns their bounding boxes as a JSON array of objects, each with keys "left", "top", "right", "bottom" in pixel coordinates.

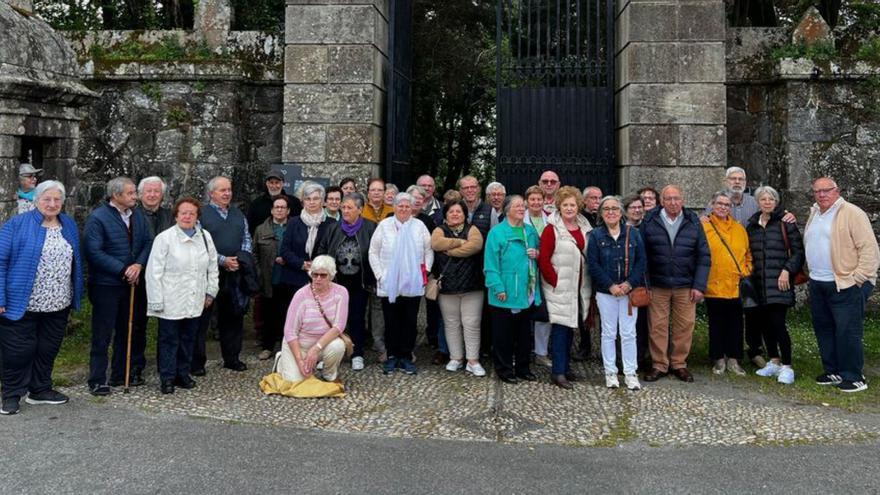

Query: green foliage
[
  {"left": 94, "top": 35, "right": 222, "bottom": 63},
  {"left": 192, "top": 81, "right": 207, "bottom": 92},
  {"left": 856, "top": 37, "right": 880, "bottom": 64},
  {"left": 166, "top": 105, "right": 192, "bottom": 126},
  {"left": 771, "top": 41, "right": 838, "bottom": 62},
  {"left": 33, "top": 0, "right": 103, "bottom": 30},
  {"left": 141, "top": 82, "right": 162, "bottom": 103},
  {"left": 230, "top": 0, "right": 285, "bottom": 31},
  {"left": 35, "top": 0, "right": 195, "bottom": 30}
]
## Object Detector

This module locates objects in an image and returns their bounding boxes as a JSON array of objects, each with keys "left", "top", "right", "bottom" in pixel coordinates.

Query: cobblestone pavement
[{"left": 61, "top": 347, "right": 880, "bottom": 447}]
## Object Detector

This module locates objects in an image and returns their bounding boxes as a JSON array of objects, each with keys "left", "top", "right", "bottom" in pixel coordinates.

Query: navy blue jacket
[
  {"left": 0, "top": 209, "right": 84, "bottom": 321},
  {"left": 641, "top": 208, "right": 711, "bottom": 291},
  {"left": 83, "top": 202, "right": 153, "bottom": 287},
  {"left": 587, "top": 224, "right": 647, "bottom": 294},
  {"left": 279, "top": 216, "right": 336, "bottom": 288}
]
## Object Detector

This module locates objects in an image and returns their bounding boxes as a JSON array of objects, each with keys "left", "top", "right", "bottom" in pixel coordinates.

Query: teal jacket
[{"left": 483, "top": 220, "right": 542, "bottom": 310}]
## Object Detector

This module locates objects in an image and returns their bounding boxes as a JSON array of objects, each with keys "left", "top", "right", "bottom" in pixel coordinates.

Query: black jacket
[
  {"left": 641, "top": 208, "right": 711, "bottom": 291},
  {"left": 315, "top": 219, "right": 377, "bottom": 292},
  {"left": 279, "top": 216, "right": 336, "bottom": 288},
  {"left": 432, "top": 224, "right": 484, "bottom": 294},
  {"left": 746, "top": 207, "right": 805, "bottom": 306},
  {"left": 247, "top": 190, "right": 303, "bottom": 235},
  {"left": 467, "top": 201, "right": 493, "bottom": 241},
  {"left": 225, "top": 250, "right": 261, "bottom": 315}
]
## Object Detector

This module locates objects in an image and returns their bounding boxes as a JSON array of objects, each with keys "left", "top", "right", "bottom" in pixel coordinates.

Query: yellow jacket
[
  {"left": 362, "top": 203, "right": 393, "bottom": 223},
  {"left": 703, "top": 215, "right": 752, "bottom": 299}
]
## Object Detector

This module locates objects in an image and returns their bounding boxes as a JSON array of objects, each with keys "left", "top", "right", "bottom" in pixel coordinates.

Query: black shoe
[
  {"left": 498, "top": 375, "right": 519, "bottom": 384},
  {"left": 25, "top": 390, "right": 69, "bottom": 405},
  {"left": 223, "top": 361, "right": 248, "bottom": 372},
  {"left": 160, "top": 379, "right": 175, "bottom": 395},
  {"left": 191, "top": 368, "right": 207, "bottom": 377},
  {"left": 571, "top": 349, "right": 589, "bottom": 362},
  {"left": 837, "top": 380, "right": 868, "bottom": 393},
  {"left": 0, "top": 397, "right": 20, "bottom": 415},
  {"left": 129, "top": 370, "right": 145, "bottom": 387},
  {"left": 565, "top": 371, "right": 583, "bottom": 382},
  {"left": 108, "top": 378, "right": 124, "bottom": 387},
  {"left": 174, "top": 375, "right": 196, "bottom": 389},
  {"left": 89, "top": 384, "right": 112, "bottom": 396},
  {"left": 516, "top": 371, "right": 537, "bottom": 382},
  {"left": 815, "top": 373, "right": 843, "bottom": 386}
]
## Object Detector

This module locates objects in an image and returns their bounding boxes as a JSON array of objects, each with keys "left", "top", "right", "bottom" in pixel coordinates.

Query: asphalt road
[{"left": 1, "top": 400, "right": 877, "bottom": 494}]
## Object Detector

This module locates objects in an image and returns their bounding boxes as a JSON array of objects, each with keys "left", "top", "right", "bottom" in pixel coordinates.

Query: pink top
[{"left": 283, "top": 283, "right": 349, "bottom": 348}]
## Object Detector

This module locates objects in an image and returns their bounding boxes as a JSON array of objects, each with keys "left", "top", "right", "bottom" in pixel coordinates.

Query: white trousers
[
  {"left": 596, "top": 292, "right": 637, "bottom": 375},
  {"left": 533, "top": 321, "right": 552, "bottom": 357},
  {"left": 277, "top": 338, "right": 346, "bottom": 382}
]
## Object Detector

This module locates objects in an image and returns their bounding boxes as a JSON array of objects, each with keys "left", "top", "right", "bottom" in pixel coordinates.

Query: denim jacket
[{"left": 587, "top": 224, "right": 646, "bottom": 294}]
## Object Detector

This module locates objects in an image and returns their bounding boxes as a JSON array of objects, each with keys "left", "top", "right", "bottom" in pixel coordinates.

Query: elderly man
[
  {"left": 641, "top": 185, "right": 711, "bottom": 383},
  {"left": 137, "top": 176, "right": 173, "bottom": 236},
  {"left": 16, "top": 163, "right": 41, "bottom": 214},
  {"left": 582, "top": 186, "right": 603, "bottom": 228},
  {"left": 193, "top": 176, "right": 253, "bottom": 374},
  {"left": 417, "top": 174, "right": 443, "bottom": 226},
  {"left": 804, "top": 177, "right": 879, "bottom": 393},
  {"left": 486, "top": 182, "right": 507, "bottom": 228},
  {"left": 458, "top": 175, "right": 493, "bottom": 239},
  {"left": 84, "top": 177, "right": 153, "bottom": 396},
  {"left": 538, "top": 170, "right": 561, "bottom": 213},
  {"left": 247, "top": 169, "right": 302, "bottom": 236}
]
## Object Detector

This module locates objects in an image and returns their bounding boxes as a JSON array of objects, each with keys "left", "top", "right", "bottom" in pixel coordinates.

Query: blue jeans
[
  {"left": 157, "top": 317, "right": 200, "bottom": 381},
  {"left": 809, "top": 280, "right": 873, "bottom": 382},
  {"left": 550, "top": 324, "right": 574, "bottom": 375}
]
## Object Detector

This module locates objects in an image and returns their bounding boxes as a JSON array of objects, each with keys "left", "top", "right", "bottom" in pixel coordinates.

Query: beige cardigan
[{"left": 804, "top": 199, "right": 880, "bottom": 290}]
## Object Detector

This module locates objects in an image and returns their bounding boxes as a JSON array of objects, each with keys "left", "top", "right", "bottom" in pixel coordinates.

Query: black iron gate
[
  {"left": 496, "top": 0, "right": 616, "bottom": 195},
  {"left": 385, "top": 0, "right": 414, "bottom": 187}
]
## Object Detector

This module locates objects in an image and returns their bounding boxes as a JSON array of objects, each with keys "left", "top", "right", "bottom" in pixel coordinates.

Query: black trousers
[
  {"left": 382, "top": 296, "right": 420, "bottom": 359},
  {"left": 706, "top": 298, "right": 744, "bottom": 360},
  {"left": 260, "top": 284, "right": 294, "bottom": 352},
  {"left": 157, "top": 317, "right": 199, "bottom": 381},
  {"left": 636, "top": 305, "right": 651, "bottom": 368},
  {"left": 743, "top": 307, "right": 765, "bottom": 359},
  {"left": 346, "top": 286, "right": 369, "bottom": 358},
  {"left": 193, "top": 272, "right": 245, "bottom": 370},
  {"left": 425, "top": 298, "right": 442, "bottom": 347},
  {"left": 752, "top": 304, "right": 792, "bottom": 365},
  {"left": 88, "top": 283, "right": 147, "bottom": 387},
  {"left": 491, "top": 306, "right": 533, "bottom": 378},
  {"left": 0, "top": 308, "right": 70, "bottom": 399}
]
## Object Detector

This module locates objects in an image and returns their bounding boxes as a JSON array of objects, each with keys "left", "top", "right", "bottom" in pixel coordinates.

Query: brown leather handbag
[
  {"left": 780, "top": 222, "right": 809, "bottom": 285},
  {"left": 624, "top": 226, "right": 651, "bottom": 311}
]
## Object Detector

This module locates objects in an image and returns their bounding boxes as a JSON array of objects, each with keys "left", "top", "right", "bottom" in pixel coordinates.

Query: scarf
[
  {"left": 447, "top": 223, "right": 465, "bottom": 236},
  {"left": 17, "top": 188, "right": 35, "bottom": 201},
  {"left": 301, "top": 210, "right": 325, "bottom": 256},
  {"left": 384, "top": 218, "right": 425, "bottom": 302},
  {"left": 341, "top": 216, "right": 364, "bottom": 237}
]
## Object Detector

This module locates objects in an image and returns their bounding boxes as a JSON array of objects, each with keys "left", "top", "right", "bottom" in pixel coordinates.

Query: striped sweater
[{"left": 283, "top": 283, "right": 349, "bottom": 348}]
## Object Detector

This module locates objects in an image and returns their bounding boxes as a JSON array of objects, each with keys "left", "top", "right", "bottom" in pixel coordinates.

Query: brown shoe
[
  {"left": 672, "top": 368, "right": 694, "bottom": 382},
  {"left": 551, "top": 374, "right": 573, "bottom": 390},
  {"left": 643, "top": 368, "right": 667, "bottom": 382}
]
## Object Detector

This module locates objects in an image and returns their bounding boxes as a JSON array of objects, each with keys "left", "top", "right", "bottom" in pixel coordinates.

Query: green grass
[{"left": 691, "top": 305, "right": 880, "bottom": 412}]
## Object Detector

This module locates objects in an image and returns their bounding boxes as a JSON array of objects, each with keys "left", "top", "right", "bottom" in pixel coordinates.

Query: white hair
[
  {"left": 405, "top": 185, "right": 426, "bottom": 198},
  {"left": 206, "top": 176, "right": 230, "bottom": 194},
  {"left": 486, "top": 182, "right": 506, "bottom": 194},
  {"left": 34, "top": 180, "right": 66, "bottom": 203},
  {"left": 725, "top": 166, "right": 746, "bottom": 179},
  {"left": 300, "top": 181, "right": 325, "bottom": 200},
  {"left": 309, "top": 255, "right": 337, "bottom": 279},
  {"left": 754, "top": 185, "right": 780, "bottom": 203},
  {"left": 137, "top": 176, "right": 167, "bottom": 195},
  {"left": 393, "top": 192, "right": 414, "bottom": 206}
]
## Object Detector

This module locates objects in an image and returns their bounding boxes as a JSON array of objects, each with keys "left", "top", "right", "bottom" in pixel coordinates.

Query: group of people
[{"left": 0, "top": 164, "right": 877, "bottom": 415}]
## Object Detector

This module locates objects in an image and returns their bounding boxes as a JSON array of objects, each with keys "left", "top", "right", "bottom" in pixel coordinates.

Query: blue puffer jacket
[
  {"left": 83, "top": 202, "right": 153, "bottom": 286},
  {"left": 587, "top": 224, "right": 647, "bottom": 294},
  {"left": 641, "top": 208, "right": 711, "bottom": 291},
  {"left": 0, "top": 209, "right": 84, "bottom": 321}
]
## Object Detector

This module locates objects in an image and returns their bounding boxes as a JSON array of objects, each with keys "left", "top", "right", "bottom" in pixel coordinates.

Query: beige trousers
[
  {"left": 438, "top": 291, "right": 483, "bottom": 361},
  {"left": 277, "top": 337, "right": 346, "bottom": 382},
  {"left": 647, "top": 287, "right": 696, "bottom": 372}
]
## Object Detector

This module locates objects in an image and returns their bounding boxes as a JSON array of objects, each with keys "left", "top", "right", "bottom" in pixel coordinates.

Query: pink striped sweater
[{"left": 283, "top": 283, "right": 349, "bottom": 348}]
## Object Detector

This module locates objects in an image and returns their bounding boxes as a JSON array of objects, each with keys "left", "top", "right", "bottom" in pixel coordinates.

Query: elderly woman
[
  {"left": 638, "top": 186, "right": 659, "bottom": 213},
  {"left": 384, "top": 183, "right": 399, "bottom": 206},
  {"left": 485, "top": 195, "right": 542, "bottom": 384},
  {"left": 315, "top": 193, "right": 377, "bottom": 371},
  {"left": 281, "top": 182, "right": 336, "bottom": 294},
  {"left": 703, "top": 190, "right": 753, "bottom": 376},
  {"left": 339, "top": 177, "right": 358, "bottom": 197},
  {"left": 432, "top": 200, "right": 485, "bottom": 376},
  {"left": 525, "top": 185, "right": 553, "bottom": 368},
  {"left": 369, "top": 192, "right": 433, "bottom": 375},
  {"left": 16, "top": 163, "right": 41, "bottom": 214},
  {"left": 746, "top": 186, "right": 804, "bottom": 384},
  {"left": 324, "top": 186, "right": 343, "bottom": 221},
  {"left": 0, "top": 181, "right": 83, "bottom": 415},
  {"left": 146, "top": 198, "right": 220, "bottom": 394},
  {"left": 538, "top": 187, "right": 592, "bottom": 389},
  {"left": 587, "top": 196, "right": 646, "bottom": 390},
  {"left": 623, "top": 194, "right": 650, "bottom": 371},
  {"left": 277, "top": 255, "right": 349, "bottom": 382},
  {"left": 255, "top": 195, "right": 294, "bottom": 360}
]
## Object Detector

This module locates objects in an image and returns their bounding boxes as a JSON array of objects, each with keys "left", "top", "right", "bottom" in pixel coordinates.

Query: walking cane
[{"left": 123, "top": 284, "right": 136, "bottom": 394}]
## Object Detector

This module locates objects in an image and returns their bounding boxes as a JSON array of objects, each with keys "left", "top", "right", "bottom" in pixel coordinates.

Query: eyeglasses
[
  {"left": 812, "top": 187, "right": 837, "bottom": 195},
  {"left": 714, "top": 203, "right": 732, "bottom": 209},
  {"left": 627, "top": 205, "right": 644, "bottom": 211},
  {"left": 602, "top": 206, "right": 621, "bottom": 212},
  {"left": 311, "top": 272, "right": 330, "bottom": 279},
  {"left": 272, "top": 206, "right": 289, "bottom": 210},
  {"left": 540, "top": 179, "right": 559, "bottom": 185}
]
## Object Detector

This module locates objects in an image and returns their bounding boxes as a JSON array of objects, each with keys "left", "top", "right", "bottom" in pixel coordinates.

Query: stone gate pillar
[
  {"left": 283, "top": 0, "right": 387, "bottom": 186},
  {"left": 615, "top": 0, "right": 727, "bottom": 205}
]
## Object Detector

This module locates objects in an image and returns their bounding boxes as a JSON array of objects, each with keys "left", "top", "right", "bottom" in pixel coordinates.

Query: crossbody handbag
[
  {"left": 779, "top": 222, "right": 809, "bottom": 285},
  {"left": 708, "top": 220, "right": 758, "bottom": 308},
  {"left": 309, "top": 284, "right": 354, "bottom": 357},
  {"left": 425, "top": 257, "right": 453, "bottom": 301},
  {"left": 624, "top": 226, "right": 651, "bottom": 313}
]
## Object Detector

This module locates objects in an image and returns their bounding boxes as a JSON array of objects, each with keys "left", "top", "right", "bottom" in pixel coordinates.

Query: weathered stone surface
[
  {"left": 283, "top": 84, "right": 380, "bottom": 124},
  {"left": 44, "top": 138, "right": 79, "bottom": 158},
  {"left": 299, "top": 162, "right": 380, "bottom": 186},
  {"left": 286, "top": 5, "right": 379, "bottom": 44},
  {"left": 282, "top": 124, "right": 326, "bottom": 163},
  {"left": 792, "top": 6, "right": 833, "bottom": 47},
  {"left": 285, "top": 45, "right": 328, "bottom": 84},
  {"left": 678, "top": 0, "right": 725, "bottom": 41},
  {"left": 618, "top": 43, "right": 677, "bottom": 87},
  {"left": 679, "top": 125, "right": 725, "bottom": 166},
  {"left": 617, "top": 1, "right": 677, "bottom": 49},
  {"left": 0, "top": 134, "right": 20, "bottom": 157},
  {"left": 678, "top": 43, "right": 724, "bottom": 83},
  {"left": 619, "top": 84, "right": 726, "bottom": 125},
  {"left": 619, "top": 165, "right": 724, "bottom": 207},
  {"left": 618, "top": 125, "right": 679, "bottom": 166},
  {"left": 726, "top": 27, "right": 787, "bottom": 82},
  {"left": 328, "top": 45, "right": 377, "bottom": 85},
  {"left": 194, "top": 0, "right": 232, "bottom": 49},
  {"left": 327, "top": 124, "right": 380, "bottom": 162}
]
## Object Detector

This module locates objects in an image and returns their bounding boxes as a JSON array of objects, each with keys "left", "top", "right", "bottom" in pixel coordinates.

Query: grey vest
[{"left": 200, "top": 204, "right": 245, "bottom": 256}]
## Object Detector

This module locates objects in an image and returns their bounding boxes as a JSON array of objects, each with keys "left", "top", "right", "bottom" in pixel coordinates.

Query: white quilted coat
[{"left": 541, "top": 212, "right": 593, "bottom": 328}]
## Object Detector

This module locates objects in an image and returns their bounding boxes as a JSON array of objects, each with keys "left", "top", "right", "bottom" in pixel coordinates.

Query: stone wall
[{"left": 727, "top": 28, "right": 880, "bottom": 231}]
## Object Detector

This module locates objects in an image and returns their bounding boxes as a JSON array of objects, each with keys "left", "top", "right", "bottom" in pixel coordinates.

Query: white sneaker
[
  {"left": 605, "top": 373, "right": 619, "bottom": 389},
  {"left": 624, "top": 374, "right": 641, "bottom": 391},
  {"left": 726, "top": 358, "right": 746, "bottom": 376},
  {"left": 534, "top": 355, "right": 552, "bottom": 367},
  {"left": 466, "top": 362, "right": 486, "bottom": 377},
  {"left": 777, "top": 366, "right": 795, "bottom": 385},
  {"left": 351, "top": 356, "right": 365, "bottom": 371},
  {"left": 756, "top": 361, "right": 782, "bottom": 377},
  {"left": 712, "top": 359, "right": 726, "bottom": 375},
  {"left": 316, "top": 361, "right": 324, "bottom": 370},
  {"left": 445, "top": 359, "right": 463, "bottom": 372}
]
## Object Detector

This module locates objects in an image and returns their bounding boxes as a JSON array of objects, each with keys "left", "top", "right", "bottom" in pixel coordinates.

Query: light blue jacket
[{"left": 484, "top": 220, "right": 542, "bottom": 310}]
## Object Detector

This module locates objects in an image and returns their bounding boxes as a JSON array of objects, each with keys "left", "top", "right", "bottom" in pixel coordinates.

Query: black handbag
[{"left": 709, "top": 220, "right": 758, "bottom": 309}]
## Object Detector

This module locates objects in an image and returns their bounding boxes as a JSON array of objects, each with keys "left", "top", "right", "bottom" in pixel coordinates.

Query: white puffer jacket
[
  {"left": 146, "top": 226, "right": 220, "bottom": 319},
  {"left": 368, "top": 216, "right": 433, "bottom": 298},
  {"left": 541, "top": 212, "right": 592, "bottom": 328}
]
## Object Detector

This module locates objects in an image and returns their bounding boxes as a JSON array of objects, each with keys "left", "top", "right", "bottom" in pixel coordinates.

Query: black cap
[{"left": 265, "top": 169, "right": 284, "bottom": 181}]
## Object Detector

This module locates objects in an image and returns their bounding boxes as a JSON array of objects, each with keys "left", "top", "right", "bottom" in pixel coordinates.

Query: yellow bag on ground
[{"left": 259, "top": 372, "right": 345, "bottom": 398}]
